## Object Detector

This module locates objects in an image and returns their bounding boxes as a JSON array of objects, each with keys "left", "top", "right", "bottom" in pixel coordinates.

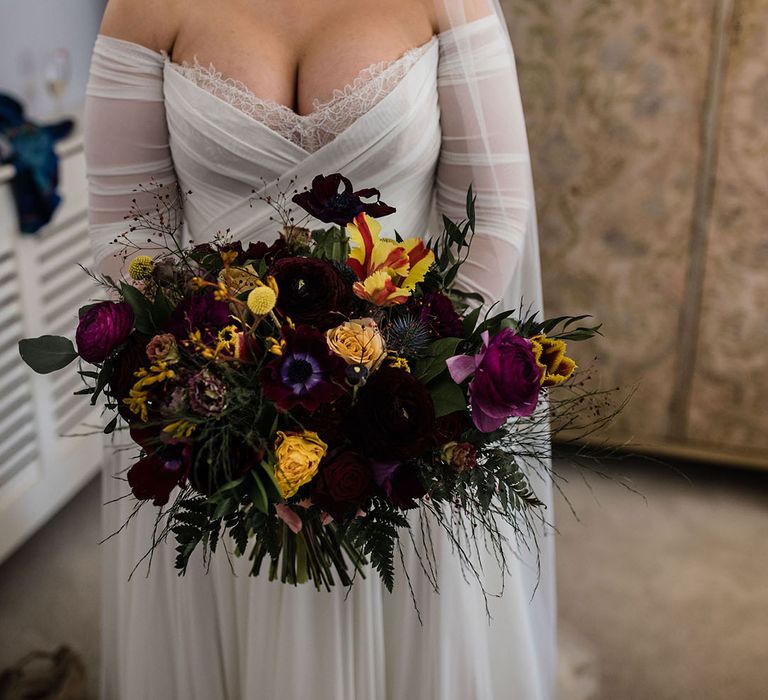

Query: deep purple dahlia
[{"left": 75, "top": 301, "right": 134, "bottom": 363}]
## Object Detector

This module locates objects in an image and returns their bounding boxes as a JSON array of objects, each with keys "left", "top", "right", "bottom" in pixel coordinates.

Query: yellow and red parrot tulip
[{"left": 346, "top": 213, "right": 434, "bottom": 306}]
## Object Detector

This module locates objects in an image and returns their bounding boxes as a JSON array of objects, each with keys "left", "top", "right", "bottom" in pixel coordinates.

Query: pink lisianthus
[{"left": 446, "top": 329, "right": 543, "bottom": 432}]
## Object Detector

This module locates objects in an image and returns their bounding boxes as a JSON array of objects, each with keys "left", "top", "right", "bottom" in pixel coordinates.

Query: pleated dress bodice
[{"left": 161, "top": 37, "right": 442, "bottom": 246}]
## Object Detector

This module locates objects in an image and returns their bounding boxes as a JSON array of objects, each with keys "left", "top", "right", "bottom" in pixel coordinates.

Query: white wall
[{"left": 0, "top": 0, "right": 107, "bottom": 122}]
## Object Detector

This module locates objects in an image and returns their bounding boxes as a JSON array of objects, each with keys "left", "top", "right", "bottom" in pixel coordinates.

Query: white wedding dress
[{"left": 85, "top": 10, "right": 556, "bottom": 700}]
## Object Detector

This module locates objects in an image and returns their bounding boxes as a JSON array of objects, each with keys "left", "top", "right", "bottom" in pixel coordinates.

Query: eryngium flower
[
  {"left": 75, "top": 301, "right": 134, "bottom": 363},
  {"left": 349, "top": 366, "right": 435, "bottom": 459},
  {"left": 292, "top": 173, "right": 396, "bottom": 226}
]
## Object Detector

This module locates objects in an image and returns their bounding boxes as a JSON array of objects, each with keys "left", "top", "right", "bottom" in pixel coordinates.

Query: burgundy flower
[
  {"left": 260, "top": 325, "right": 346, "bottom": 412},
  {"left": 75, "top": 301, "right": 134, "bottom": 363},
  {"left": 187, "top": 369, "right": 228, "bottom": 416},
  {"left": 433, "top": 410, "right": 472, "bottom": 445},
  {"left": 267, "top": 256, "right": 354, "bottom": 330},
  {"left": 349, "top": 366, "right": 435, "bottom": 459},
  {"left": 447, "top": 329, "right": 543, "bottom": 432},
  {"left": 292, "top": 173, "right": 396, "bottom": 226},
  {"left": 417, "top": 292, "right": 464, "bottom": 339},
  {"left": 165, "top": 293, "right": 230, "bottom": 342},
  {"left": 371, "top": 460, "right": 426, "bottom": 510},
  {"left": 312, "top": 450, "right": 373, "bottom": 521},
  {"left": 442, "top": 441, "right": 478, "bottom": 473},
  {"left": 110, "top": 335, "right": 147, "bottom": 422},
  {"left": 293, "top": 393, "right": 353, "bottom": 447},
  {"left": 127, "top": 447, "right": 190, "bottom": 506}
]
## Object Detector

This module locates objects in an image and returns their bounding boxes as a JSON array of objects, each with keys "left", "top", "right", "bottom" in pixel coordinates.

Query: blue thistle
[{"left": 385, "top": 314, "right": 432, "bottom": 358}]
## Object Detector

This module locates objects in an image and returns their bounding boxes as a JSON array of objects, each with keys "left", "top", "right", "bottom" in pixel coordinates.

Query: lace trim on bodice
[{"left": 171, "top": 37, "right": 436, "bottom": 153}]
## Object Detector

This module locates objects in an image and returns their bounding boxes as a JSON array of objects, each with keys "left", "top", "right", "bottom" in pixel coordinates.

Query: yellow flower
[
  {"left": 272, "top": 431, "right": 327, "bottom": 498},
  {"left": 387, "top": 354, "right": 411, "bottom": 372},
  {"left": 220, "top": 250, "right": 239, "bottom": 266},
  {"left": 216, "top": 325, "right": 240, "bottom": 355},
  {"left": 123, "top": 388, "right": 150, "bottom": 422},
  {"left": 218, "top": 264, "right": 260, "bottom": 295},
  {"left": 530, "top": 334, "right": 577, "bottom": 387},
  {"left": 326, "top": 318, "right": 386, "bottom": 370},
  {"left": 247, "top": 286, "right": 277, "bottom": 316},
  {"left": 163, "top": 419, "right": 197, "bottom": 439},
  {"left": 128, "top": 255, "right": 155, "bottom": 281},
  {"left": 346, "top": 213, "right": 435, "bottom": 306}
]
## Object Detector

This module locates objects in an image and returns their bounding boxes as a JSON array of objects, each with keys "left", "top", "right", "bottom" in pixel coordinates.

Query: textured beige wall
[
  {"left": 500, "top": 1, "right": 765, "bottom": 463},
  {"left": 687, "top": 2, "right": 768, "bottom": 456}
]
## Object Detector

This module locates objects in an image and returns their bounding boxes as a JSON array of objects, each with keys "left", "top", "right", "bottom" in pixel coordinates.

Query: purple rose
[
  {"left": 75, "top": 301, "right": 134, "bottom": 363},
  {"left": 447, "top": 329, "right": 542, "bottom": 432},
  {"left": 370, "top": 460, "right": 426, "bottom": 510}
]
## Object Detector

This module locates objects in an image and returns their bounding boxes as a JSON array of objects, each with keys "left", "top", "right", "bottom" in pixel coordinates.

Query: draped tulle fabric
[{"left": 85, "top": 7, "right": 556, "bottom": 699}]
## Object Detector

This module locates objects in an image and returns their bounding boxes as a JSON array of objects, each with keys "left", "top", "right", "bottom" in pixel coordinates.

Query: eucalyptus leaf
[{"left": 18, "top": 336, "right": 78, "bottom": 374}]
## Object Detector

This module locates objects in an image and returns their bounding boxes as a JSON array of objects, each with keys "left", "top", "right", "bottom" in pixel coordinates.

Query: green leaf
[
  {"left": 120, "top": 284, "right": 154, "bottom": 335},
  {"left": 104, "top": 415, "right": 118, "bottom": 434},
  {"left": 91, "top": 359, "right": 113, "bottom": 405},
  {"left": 462, "top": 305, "right": 482, "bottom": 337},
  {"left": 428, "top": 374, "right": 467, "bottom": 418},
  {"left": 466, "top": 185, "right": 476, "bottom": 230},
  {"left": 18, "top": 336, "right": 79, "bottom": 374},
  {"left": 250, "top": 471, "right": 269, "bottom": 514},
  {"left": 412, "top": 337, "right": 462, "bottom": 385}
]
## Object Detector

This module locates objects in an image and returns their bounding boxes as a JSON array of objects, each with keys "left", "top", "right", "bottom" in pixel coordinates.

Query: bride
[{"left": 85, "top": 0, "right": 556, "bottom": 697}]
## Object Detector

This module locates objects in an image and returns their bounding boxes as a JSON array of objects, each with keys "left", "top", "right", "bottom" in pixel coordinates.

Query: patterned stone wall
[
  {"left": 499, "top": 0, "right": 766, "bottom": 463},
  {"left": 687, "top": 1, "right": 768, "bottom": 457}
]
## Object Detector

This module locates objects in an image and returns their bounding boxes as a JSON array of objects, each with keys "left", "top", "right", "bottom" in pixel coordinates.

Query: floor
[{"left": 0, "top": 455, "right": 766, "bottom": 699}]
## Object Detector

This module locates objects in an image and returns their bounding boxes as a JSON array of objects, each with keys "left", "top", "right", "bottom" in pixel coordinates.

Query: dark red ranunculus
[
  {"left": 75, "top": 301, "right": 134, "bottom": 363},
  {"left": 267, "top": 256, "right": 354, "bottom": 330},
  {"left": 165, "top": 293, "right": 230, "bottom": 342},
  {"left": 349, "top": 366, "right": 435, "bottom": 459},
  {"left": 127, "top": 446, "right": 190, "bottom": 506},
  {"left": 260, "top": 324, "right": 346, "bottom": 412},
  {"left": 417, "top": 292, "right": 464, "bottom": 339},
  {"left": 293, "top": 392, "right": 353, "bottom": 447},
  {"left": 292, "top": 173, "right": 396, "bottom": 226},
  {"left": 312, "top": 450, "right": 373, "bottom": 521},
  {"left": 371, "top": 460, "right": 426, "bottom": 510}
]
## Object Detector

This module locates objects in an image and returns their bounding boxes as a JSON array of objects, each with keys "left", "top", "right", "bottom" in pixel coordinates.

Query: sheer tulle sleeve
[
  {"left": 435, "top": 9, "right": 542, "bottom": 315},
  {"left": 84, "top": 35, "right": 177, "bottom": 278}
]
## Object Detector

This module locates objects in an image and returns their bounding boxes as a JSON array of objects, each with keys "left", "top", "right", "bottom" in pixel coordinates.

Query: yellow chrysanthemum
[
  {"left": 530, "top": 334, "right": 577, "bottom": 387},
  {"left": 247, "top": 285, "right": 277, "bottom": 316},
  {"left": 127, "top": 255, "right": 155, "bottom": 281},
  {"left": 272, "top": 431, "right": 327, "bottom": 498}
]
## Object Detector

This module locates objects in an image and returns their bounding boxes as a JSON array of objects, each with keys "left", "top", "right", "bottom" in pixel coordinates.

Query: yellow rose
[
  {"left": 326, "top": 318, "right": 386, "bottom": 370},
  {"left": 273, "top": 430, "right": 327, "bottom": 498},
  {"left": 530, "top": 333, "right": 577, "bottom": 387}
]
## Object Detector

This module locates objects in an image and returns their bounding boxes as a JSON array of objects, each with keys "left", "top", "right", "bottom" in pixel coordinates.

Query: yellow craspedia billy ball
[
  {"left": 128, "top": 255, "right": 155, "bottom": 281},
  {"left": 247, "top": 285, "right": 277, "bottom": 316}
]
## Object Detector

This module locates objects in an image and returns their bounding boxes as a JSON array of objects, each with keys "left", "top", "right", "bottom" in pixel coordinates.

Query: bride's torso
[{"left": 108, "top": 0, "right": 444, "bottom": 245}]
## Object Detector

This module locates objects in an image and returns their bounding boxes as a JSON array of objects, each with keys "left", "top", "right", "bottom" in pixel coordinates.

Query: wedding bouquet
[{"left": 19, "top": 173, "right": 605, "bottom": 591}]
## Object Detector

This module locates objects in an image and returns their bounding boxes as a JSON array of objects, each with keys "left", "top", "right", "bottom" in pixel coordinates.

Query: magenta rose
[
  {"left": 447, "top": 329, "right": 542, "bottom": 432},
  {"left": 75, "top": 301, "right": 134, "bottom": 363}
]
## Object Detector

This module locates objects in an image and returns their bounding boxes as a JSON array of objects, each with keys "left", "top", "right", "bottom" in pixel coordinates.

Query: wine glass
[{"left": 44, "top": 48, "right": 72, "bottom": 118}]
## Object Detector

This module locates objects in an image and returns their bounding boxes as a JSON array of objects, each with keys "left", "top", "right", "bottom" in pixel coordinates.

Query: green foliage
[
  {"left": 311, "top": 226, "right": 350, "bottom": 263},
  {"left": 120, "top": 283, "right": 173, "bottom": 336},
  {"left": 345, "top": 500, "right": 410, "bottom": 592},
  {"left": 18, "top": 336, "right": 79, "bottom": 374},
  {"left": 172, "top": 496, "right": 222, "bottom": 574},
  {"left": 411, "top": 337, "right": 462, "bottom": 384},
  {"left": 517, "top": 312, "right": 603, "bottom": 342}
]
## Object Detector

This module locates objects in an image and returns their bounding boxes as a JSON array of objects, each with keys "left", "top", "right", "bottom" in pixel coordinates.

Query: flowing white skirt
[{"left": 100, "top": 429, "right": 556, "bottom": 700}]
